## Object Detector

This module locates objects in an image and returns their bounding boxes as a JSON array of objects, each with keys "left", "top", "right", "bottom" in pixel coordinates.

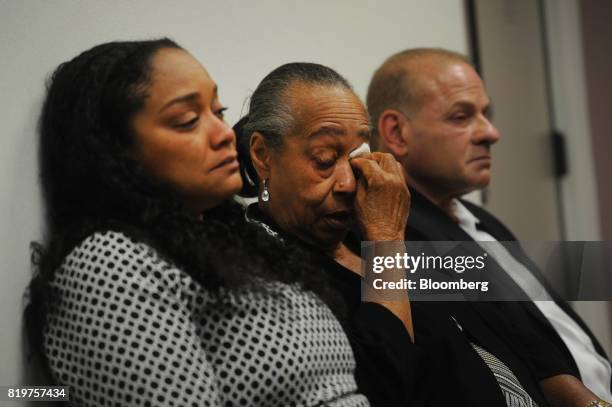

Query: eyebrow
[
  {"left": 449, "top": 100, "right": 493, "bottom": 117},
  {"left": 449, "top": 101, "right": 476, "bottom": 111},
  {"left": 309, "top": 126, "right": 345, "bottom": 139},
  {"left": 450, "top": 100, "right": 492, "bottom": 110},
  {"left": 158, "top": 84, "right": 219, "bottom": 114},
  {"left": 159, "top": 92, "right": 199, "bottom": 113},
  {"left": 308, "top": 126, "right": 370, "bottom": 140}
]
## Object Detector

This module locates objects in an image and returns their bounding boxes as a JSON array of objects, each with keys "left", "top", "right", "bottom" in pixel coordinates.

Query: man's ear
[
  {"left": 249, "top": 132, "right": 272, "bottom": 180},
  {"left": 378, "top": 109, "right": 411, "bottom": 157}
]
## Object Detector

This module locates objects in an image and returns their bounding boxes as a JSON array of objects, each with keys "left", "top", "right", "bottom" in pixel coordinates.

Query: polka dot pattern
[{"left": 44, "top": 231, "right": 369, "bottom": 407}]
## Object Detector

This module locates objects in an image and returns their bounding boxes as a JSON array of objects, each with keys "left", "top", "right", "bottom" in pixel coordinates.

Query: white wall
[{"left": 0, "top": 0, "right": 469, "bottom": 391}]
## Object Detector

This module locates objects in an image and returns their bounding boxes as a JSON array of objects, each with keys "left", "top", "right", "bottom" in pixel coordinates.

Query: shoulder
[
  {"left": 44, "top": 231, "right": 222, "bottom": 405},
  {"left": 406, "top": 195, "right": 453, "bottom": 240},
  {"left": 54, "top": 230, "right": 194, "bottom": 301},
  {"left": 459, "top": 199, "right": 493, "bottom": 219},
  {"left": 459, "top": 199, "right": 517, "bottom": 240}
]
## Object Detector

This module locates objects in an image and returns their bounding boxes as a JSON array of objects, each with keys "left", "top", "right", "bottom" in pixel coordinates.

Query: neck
[
  {"left": 258, "top": 202, "right": 345, "bottom": 253},
  {"left": 331, "top": 242, "right": 362, "bottom": 275},
  {"left": 409, "top": 181, "right": 460, "bottom": 222}
]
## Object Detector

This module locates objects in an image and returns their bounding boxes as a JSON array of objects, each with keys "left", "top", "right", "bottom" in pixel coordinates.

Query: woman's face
[
  {"left": 131, "top": 48, "right": 242, "bottom": 213},
  {"left": 262, "top": 83, "right": 370, "bottom": 250}
]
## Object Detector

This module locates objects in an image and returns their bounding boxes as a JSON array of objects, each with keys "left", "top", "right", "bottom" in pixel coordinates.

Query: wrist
[
  {"left": 365, "top": 234, "right": 404, "bottom": 241},
  {"left": 586, "top": 400, "right": 612, "bottom": 407},
  {"left": 363, "top": 228, "right": 405, "bottom": 241}
]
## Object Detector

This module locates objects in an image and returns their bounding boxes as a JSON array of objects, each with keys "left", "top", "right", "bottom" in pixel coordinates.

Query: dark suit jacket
[{"left": 406, "top": 188, "right": 610, "bottom": 388}]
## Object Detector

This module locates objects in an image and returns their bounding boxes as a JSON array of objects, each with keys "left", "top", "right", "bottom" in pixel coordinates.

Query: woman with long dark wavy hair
[{"left": 25, "top": 39, "right": 372, "bottom": 407}]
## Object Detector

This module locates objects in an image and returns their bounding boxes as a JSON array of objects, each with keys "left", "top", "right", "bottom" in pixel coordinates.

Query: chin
[
  {"left": 318, "top": 230, "right": 349, "bottom": 250},
  {"left": 468, "top": 170, "right": 492, "bottom": 188},
  {"left": 222, "top": 173, "right": 244, "bottom": 196},
  {"left": 479, "top": 173, "right": 492, "bottom": 187},
  {"left": 196, "top": 179, "right": 244, "bottom": 212}
]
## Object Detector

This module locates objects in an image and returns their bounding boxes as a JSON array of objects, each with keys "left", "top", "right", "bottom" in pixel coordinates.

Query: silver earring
[{"left": 261, "top": 179, "right": 270, "bottom": 202}]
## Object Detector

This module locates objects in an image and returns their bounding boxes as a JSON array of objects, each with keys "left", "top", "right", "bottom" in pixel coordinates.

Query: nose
[
  {"left": 333, "top": 160, "right": 357, "bottom": 195},
  {"left": 210, "top": 116, "right": 236, "bottom": 149},
  {"left": 473, "top": 115, "right": 501, "bottom": 146}
]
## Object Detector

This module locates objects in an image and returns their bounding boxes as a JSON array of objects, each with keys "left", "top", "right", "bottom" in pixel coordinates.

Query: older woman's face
[
  {"left": 131, "top": 48, "right": 242, "bottom": 214},
  {"left": 265, "top": 83, "right": 370, "bottom": 250}
]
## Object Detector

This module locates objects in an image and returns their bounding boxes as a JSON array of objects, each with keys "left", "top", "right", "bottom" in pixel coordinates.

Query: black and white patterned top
[
  {"left": 43, "top": 230, "right": 370, "bottom": 407},
  {"left": 471, "top": 344, "right": 539, "bottom": 407}
]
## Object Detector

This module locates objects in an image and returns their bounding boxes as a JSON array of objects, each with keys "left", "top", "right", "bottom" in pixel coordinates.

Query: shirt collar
[
  {"left": 244, "top": 203, "right": 283, "bottom": 241},
  {"left": 452, "top": 199, "right": 481, "bottom": 234}
]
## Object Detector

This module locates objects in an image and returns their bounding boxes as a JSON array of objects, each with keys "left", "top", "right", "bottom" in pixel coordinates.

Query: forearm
[
  {"left": 363, "top": 240, "right": 414, "bottom": 341},
  {"left": 375, "top": 298, "right": 413, "bottom": 340}
]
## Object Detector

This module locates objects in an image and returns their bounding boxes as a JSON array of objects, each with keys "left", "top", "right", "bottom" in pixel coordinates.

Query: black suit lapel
[
  {"left": 462, "top": 201, "right": 609, "bottom": 362},
  {"left": 408, "top": 190, "right": 589, "bottom": 377},
  {"left": 408, "top": 190, "right": 532, "bottom": 301},
  {"left": 408, "top": 189, "right": 472, "bottom": 241}
]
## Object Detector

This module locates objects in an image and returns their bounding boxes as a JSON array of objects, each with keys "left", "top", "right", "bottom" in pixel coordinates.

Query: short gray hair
[
  {"left": 366, "top": 48, "right": 470, "bottom": 151},
  {"left": 236, "top": 62, "right": 354, "bottom": 197}
]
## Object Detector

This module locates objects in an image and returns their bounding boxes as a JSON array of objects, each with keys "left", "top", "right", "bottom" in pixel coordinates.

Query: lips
[
  {"left": 322, "top": 210, "right": 353, "bottom": 230},
  {"left": 469, "top": 155, "right": 491, "bottom": 164},
  {"left": 211, "top": 155, "right": 239, "bottom": 171}
]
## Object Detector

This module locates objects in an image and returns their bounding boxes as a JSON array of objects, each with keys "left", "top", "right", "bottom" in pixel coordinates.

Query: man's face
[{"left": 401, "top": 62, "right": 500, "bottom": 198}]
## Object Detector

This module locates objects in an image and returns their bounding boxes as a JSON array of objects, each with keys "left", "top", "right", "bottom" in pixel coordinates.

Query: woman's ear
[
  {"left": 378, "top": 109, "right": 411, "bottom": 157},
  {"left": 249, "top": 132, "right": 271, "bottom": 180}
]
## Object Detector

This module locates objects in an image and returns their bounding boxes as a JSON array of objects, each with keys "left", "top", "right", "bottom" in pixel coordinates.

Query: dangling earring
[{"left": 261, "top": 179, "right": 270, "bottom": 202}]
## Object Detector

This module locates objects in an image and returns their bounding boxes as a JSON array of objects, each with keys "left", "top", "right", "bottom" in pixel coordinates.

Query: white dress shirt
[{"left": 452, "top": 199, "right": 612, "bottom": 400}]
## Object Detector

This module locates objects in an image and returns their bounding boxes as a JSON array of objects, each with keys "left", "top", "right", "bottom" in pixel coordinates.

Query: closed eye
[
  {"left": 451, "top": 113, "right": 469, "bottom": 122},
  {"left": 214, "top": 107, "right": 228, "bottom": 120},
  {"left": 314, "top": 157, "right": 336, "bottom": 170},
  {"left": 175, "top": 116, "right": 199, "bottom": 130},
  {"left": 312, "top": 151, "right": 338, "bottom": 171}
]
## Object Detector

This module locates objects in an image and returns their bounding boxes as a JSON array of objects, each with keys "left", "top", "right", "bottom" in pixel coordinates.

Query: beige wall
[
  {"left": 0, "top": 0, "right": 469, "bottom": 396},
  {"left": 475, "top": 0, "right": 561, "bottom": 241}
]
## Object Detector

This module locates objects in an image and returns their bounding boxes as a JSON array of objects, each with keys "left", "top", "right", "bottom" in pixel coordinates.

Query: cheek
[
  {"left": 296, "top": 177, "right": 334, "bottom": 208},
  {"left": 433, "top": 130, "right": 471, "bottom": 162},
  {"left": 273, "top": 155, "right": 331, "bottom": 202},
  {"left": 137, "top": 124, "right": 200, "bottom": 164},
  {"left": 455, "top": 138, "right": 475, "bottom": 167},
  {"left": 273, "top": 170, "right": 334, "bottom": 229},
  {"left": 162, "top": 145, "right": 207, "bottom": 181},
  {"left": 280, "top": 178, "right": 332, "bottom": 222}
]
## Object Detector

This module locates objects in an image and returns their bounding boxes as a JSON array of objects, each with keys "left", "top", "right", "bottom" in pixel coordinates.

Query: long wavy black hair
[{"left": 25, "top": 40, "right": 334, "bottom": 369}]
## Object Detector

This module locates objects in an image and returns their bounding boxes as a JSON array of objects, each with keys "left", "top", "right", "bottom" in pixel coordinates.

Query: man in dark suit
[{"left": 366, "top": 48, "right": 611, "bottom": 403}]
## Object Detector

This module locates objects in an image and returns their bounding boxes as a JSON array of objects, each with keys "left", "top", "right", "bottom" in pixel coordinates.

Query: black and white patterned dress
[{"left": 43, "top": 230, "right": 370, "bottom": 407}]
